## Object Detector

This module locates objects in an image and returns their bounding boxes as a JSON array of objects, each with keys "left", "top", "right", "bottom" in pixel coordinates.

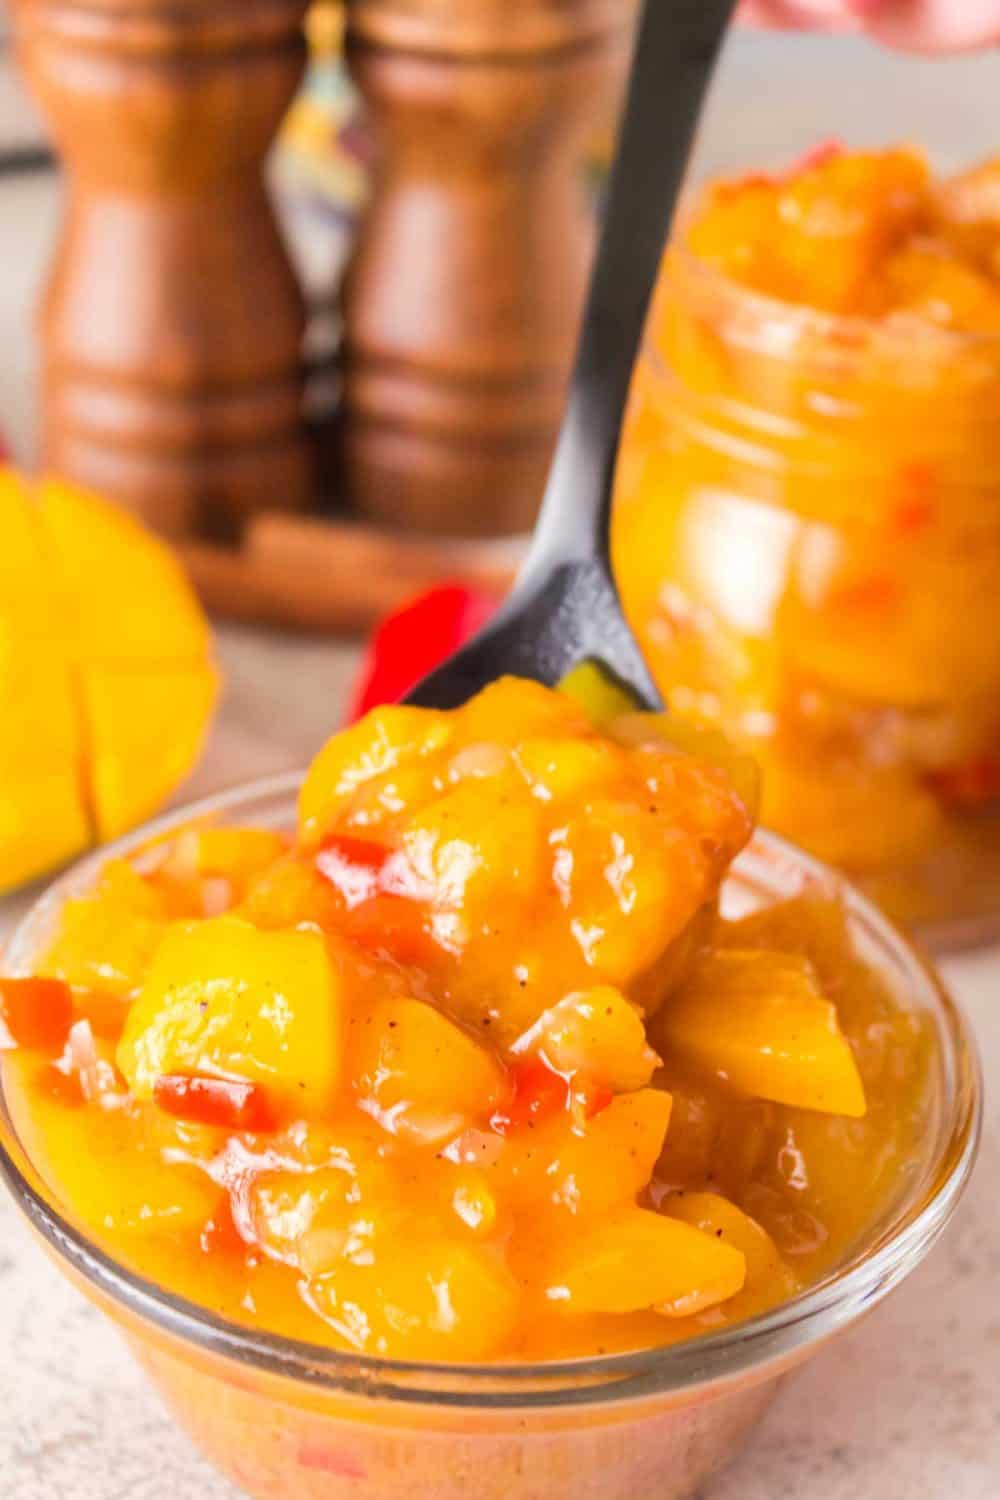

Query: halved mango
[
  {"left": 658, "top": 949, "right": 866, "bottom": 1117},
  {"left": 0, "top": 470, "right": 217, "bottom": 893},
  {"left": 38, "top": 477, "right": 211, "bottom": 665},
  {"left": 118, "top": 916, "right": 344, "bottom": 1114},
  {"left": 81, "top": 664, "right": 217, "bottom": 840}
]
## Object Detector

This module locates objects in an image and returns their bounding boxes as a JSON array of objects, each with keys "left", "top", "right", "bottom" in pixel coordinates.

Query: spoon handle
[{"left": 528, "top": 0, "right": 736, "bottom": 570}]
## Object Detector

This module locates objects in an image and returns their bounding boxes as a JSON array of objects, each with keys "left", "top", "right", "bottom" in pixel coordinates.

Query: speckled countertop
[{"left": 2, "top": 28, "right": 1000, "bottom": 1500}]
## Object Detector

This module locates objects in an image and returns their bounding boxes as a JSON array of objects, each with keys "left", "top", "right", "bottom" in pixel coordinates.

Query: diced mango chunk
[
  {"left": 546, "top": 1206, "right": 745, "bottom": 1317},
  {"left": 513, "top": 986, "right": 660, "bottom": 1091},
  {"left": 312, "top": 1239, "right": 521, "bottom": 1360},
  {"left": 118, "top": 917, "right": 344, "bottom": 1114},
  {"left": 40, "top": 860, "right": 167, "bottom": 998},
  {"left": 299, "top": 706, "right": 452, "bottom": 844},
  {"left": 658, "top": 949, "right": 866, "bottom": 1117},
  {"left": 183, "top": 828, "right": 288, "bottom": 883},
  {"left": 352, "top": 996, "right": 506, "bottom": 1145},
  {"left": 663, "top": 1191, "right": 799, "bottom": 1307},
  {"left": 496, "top": 1088, "right": 671, "bottom": 1220}
]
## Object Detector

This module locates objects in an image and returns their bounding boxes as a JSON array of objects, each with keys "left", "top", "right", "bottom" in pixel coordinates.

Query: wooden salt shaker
[
  {"left": 12, "top": 0, "right": 313, "bottom": 537},
  {"left": 342, "top": 0, "right": 628, "bottom": 537}
]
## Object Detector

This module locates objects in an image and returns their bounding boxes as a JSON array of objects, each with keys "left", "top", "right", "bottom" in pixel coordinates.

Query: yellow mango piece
[
  {"left": 558, "top": 661, "right": 638, "bottom": 725},
  {"left": 498, "top": 1088, "right": 672, "bottom": 1219},
  {"left": 299, "top": 705, "right": 452, "bottom": 843},
  {"left": 401, "top": 774, "right": 544, "bottom": 915},
  {"left": 309, "top": 1238, "right": 520, "bottom": 1360},
  {"left": 118, "top": 916, "right": 344, "bottom": 1114},
  {"left": 352, "top": 996, "right": 506, "bottom": 1144},
  {"left": 183, "top": 827, "right": 288, "bottom": 882},
  {"left": 458, "top": 676, "right": 590, "bottom": 744},
  {"left": 38, "top": 477, "right": 211, "bottom": 664},
  {"left": 40, "top": 861, "right": 167, "bottom": 998},
  {"left": 513, "top": 737, "right": 622, "bottom": 803},
  {"left": 610, "top": 712, "right": 761, "bottom": 822},
  {"left": 239, "top": 853, "right": 344, "bottom": 931},
  {"left": 658, "top": 949, "right": 866, "bottom": 1117},
  {"left": 512, "top": 986, "right": 660, "bottom": 1091},
  {"left": 663, "top": 1191, "right": 799, "bottom": 1306},
  {"left": 249, "top": 1145, "right": 398, "bottom": 1270},
  {"left": 546, "top": 1206, "right": 745, "bottom": 1317},
  {"left": 81, "top": 664, "right": 218, "bottom": 841}
]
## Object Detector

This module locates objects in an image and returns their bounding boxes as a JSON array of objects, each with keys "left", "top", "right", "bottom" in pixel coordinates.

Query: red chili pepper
[
  {"left": 0, "top": 977, "right": 74, "bottom": 1054},
  {"left": 926, "top": 755, "right": 1000, "bottom": 809},
  {"left": 153, "top": 1074, "right": 278, "bottom": 1132},
  {"left": 491, "top": 1058, "right": 571, "bottom": 1134},
  {"left": 347, "top": 584, "right": 500, "bottom": 722}
]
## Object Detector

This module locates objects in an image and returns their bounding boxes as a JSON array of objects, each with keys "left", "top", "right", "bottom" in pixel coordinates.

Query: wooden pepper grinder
[
  {"left": 12, "top": 0, "right": 313, "bottom": 537},
  {"left": 342, "top": 0, "right": 628, "bottom": 537}
]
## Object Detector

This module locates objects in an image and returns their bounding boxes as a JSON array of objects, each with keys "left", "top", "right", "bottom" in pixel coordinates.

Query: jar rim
[{"left": 0, "top": 773, "right": 982, "bottom": 1411}]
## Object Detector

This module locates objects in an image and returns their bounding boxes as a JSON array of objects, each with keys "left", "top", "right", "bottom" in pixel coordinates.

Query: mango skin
[{"left": 0, "top": 470, "right": 217, "bottom": 892}]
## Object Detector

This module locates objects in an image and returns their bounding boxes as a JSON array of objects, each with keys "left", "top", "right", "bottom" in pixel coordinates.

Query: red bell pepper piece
[
  {"left": 153, "top": 1073, "right": 278, "bottom": 1132},
  {"left": 347, "top": 584, "right": 500, "bottom": 722},
  {"left": 490, "top": 1058, "right": 571, "bottom": 1134},
  {"left": 0, "top": 976, "right": 74, "bottom": 1055}
]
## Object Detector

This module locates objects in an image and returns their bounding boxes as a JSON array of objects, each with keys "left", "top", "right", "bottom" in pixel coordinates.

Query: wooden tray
[{"left": 179, "top": 511, "right": 524, "bottom": 635}]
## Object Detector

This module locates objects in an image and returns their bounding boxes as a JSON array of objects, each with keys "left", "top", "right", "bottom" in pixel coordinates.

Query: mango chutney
[
  {"left": 613, "top": 146, "right": 1000, "bottom": 940},
  {"left": 1, "top": 679, "right": 931, "bottom": 1363}
]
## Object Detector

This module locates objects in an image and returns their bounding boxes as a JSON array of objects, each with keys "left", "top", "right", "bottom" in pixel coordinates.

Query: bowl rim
[{"left": 0, "top": 772, "right": 983, "bottom": 1410}]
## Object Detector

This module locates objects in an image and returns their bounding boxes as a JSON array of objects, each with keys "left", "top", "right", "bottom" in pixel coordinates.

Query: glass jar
[{"left": 613, "top": 247, "right": 1000, "bottom": 946}]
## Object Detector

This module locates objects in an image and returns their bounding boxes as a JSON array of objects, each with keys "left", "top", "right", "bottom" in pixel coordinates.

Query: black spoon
[{"left": 408, "top": 0, "right": 736, "bottom": 713}]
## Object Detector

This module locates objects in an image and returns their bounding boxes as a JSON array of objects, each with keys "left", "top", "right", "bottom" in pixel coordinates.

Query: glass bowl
[{"left": 0, "top": 775, "right": 981, "bottom": 1500}]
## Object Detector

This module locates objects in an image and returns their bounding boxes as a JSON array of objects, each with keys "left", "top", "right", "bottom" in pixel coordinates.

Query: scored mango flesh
[
  {"left": 2, "top": 679, "right": 931, "bottom": 1362},
  {"left": 612, "top": 145, "right": 1000, "bottom": 928},
  {"left": 0, "top": 470, "right": 216, "bottom": 892}
]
